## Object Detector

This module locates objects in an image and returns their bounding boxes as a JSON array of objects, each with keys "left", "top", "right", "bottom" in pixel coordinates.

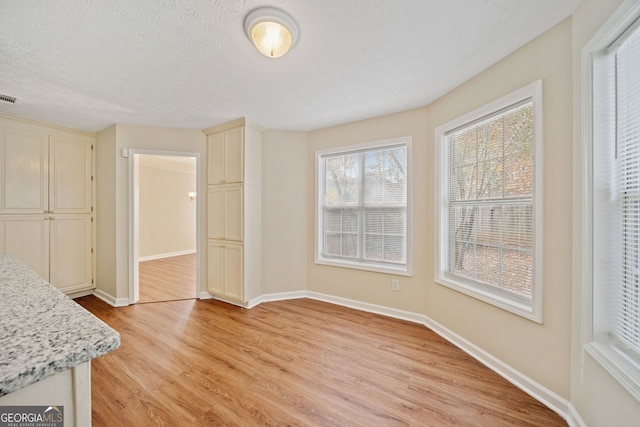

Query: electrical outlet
[{"left": 391, "top": 279, "right": 400, "bottom": 291}]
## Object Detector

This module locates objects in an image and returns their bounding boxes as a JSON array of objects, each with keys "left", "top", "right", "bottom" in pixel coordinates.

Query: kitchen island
[{"left": 0, "top": 253, "right": 120, "bottom": 426}]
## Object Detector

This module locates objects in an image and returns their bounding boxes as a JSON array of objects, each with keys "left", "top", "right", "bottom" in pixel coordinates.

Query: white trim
[
  {"left": 306, "top": 291, "right": 427, "bottom": 324},
  {"left": 247, "top": 290, "right": 307, "bottom": 308},
  {"left": 138, "top": 249, "right": 196, "bottom": 262},
  {"left": 247, "top": 290, "right": 580, "bottom": 425},
  {"left": 128, "top": 149, "right": 202, "bottom": 305},
  {"left": 66, "top": 289, "right": 94, "bottom": 299},
  {"left": 579, "top": 0, "right": 640, "bottom": 403},
  {"left": 315, "top": 137, "right": 413, "bottom": 276},
  {"left": 210, "top": 294, "right": 251, "bottom": 309},
  {"left": 198, "top": 290, "right": 214, "bottom": 299},
  {"left": 92, "top": 288, "right": 130, "bottom": 307},
  {"left": 566, "top": 404, "right": 588, "bottom": 427},
  {"left": 434, "top": 80, "right": 544, "bottom": 323},
  {"left": 72, "top": 361, "right": 92, "bottom": 427},
  {"left": 585, "top": 342, "right": 640, "bottom": 400}
]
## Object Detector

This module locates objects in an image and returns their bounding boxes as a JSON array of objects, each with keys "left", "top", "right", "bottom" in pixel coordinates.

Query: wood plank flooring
[
  {"left": 138, "top": 254, "right": 196, "bottom": 303},
  {"left": 75, "top": 296, "right": 567, "bottom": 426}
]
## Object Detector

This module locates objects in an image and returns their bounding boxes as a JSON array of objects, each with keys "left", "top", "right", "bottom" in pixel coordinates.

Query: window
[
  {"left": 585, "top": 2, "right": 640, "bottom": 400},
  {"left": 316, "top": 138, "right": 411, "bottom": 275},
  {"left": 435, "top": 81, "right": 543, "bottom": 322}
]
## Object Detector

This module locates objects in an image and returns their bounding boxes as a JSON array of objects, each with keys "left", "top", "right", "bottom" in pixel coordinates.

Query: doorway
[{"left": 128, "top": 150, "right": 201, "bottom": 304}]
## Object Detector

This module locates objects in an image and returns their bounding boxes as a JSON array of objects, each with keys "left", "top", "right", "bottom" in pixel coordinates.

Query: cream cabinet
[
  {"left": 0, "top": 129, "right": 48, "bottom": 213},
  {"left": 0, "top": 216, "right": 48, "bottom": 277},
  {"left": 207, "top": 184, "right": 243, "bottom": 242},
  {"left": 0, "top": 119, "right": 94, "bottom": 294},
  {"left": 0, "top": 214, "right": 92, "bottom": 293},
  {"left": 207, "top": 126, "right": 244, "bottom": 185},
  {"left": 207, "top": 241, "right": 243, "bottom": 301},
  {"left": 0, "top": 130, "right": 92, "bottom": 214},
  {"left": 204, "top": 119, "right": 261, "bottom": 304}
]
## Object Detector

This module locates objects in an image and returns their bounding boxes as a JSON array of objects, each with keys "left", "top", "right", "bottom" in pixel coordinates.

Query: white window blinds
[
  {"left": 447, "top": 101, "right": 534, "bottom": 300},
  {"left": 613, "top": 25, "right": 640, "bottom": 357},
  {"left": 320, "top": 143, "right": 408, "bottom": 269}
]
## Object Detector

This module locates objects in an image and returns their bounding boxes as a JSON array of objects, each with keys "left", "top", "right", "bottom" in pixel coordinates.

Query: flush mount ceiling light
[{"left": 244, "top": 6, "right": 299, "bottom": 58}]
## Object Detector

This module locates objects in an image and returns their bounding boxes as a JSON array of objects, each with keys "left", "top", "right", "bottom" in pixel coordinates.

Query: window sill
[
  {"left": 585, "top": 340, "right": 640, "bottom": 402},
  {"left": 435, "top": 273, "right": 541, "bottom": 323},
  {"left": 315, "top": 257, "right": 412, "bottom": 277}
]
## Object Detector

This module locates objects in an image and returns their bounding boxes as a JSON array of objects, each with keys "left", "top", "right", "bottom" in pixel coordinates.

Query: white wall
[
  {"left": 426, "top": 18, "right": 574, "bottom": 399},
  {"left": 95, "top": 124, "right": 117, "bottom": 297},
  {"left": 306, "top": 18, "right": 572, "bottom": 401},
  {"left": 307, "top": 107, "right": 429, "bottom": 313},
  {"left": 261, "top": 130, "right": 308, "bottom": 294},
  {"left": 96, "top": 124, "right": 206, "bottom": 301},
  {"left": 91, "top": 3, "right": 640, "bottom": 422},
  {"left": 138, "top": 156, "right": 196, "bottom": 259}
]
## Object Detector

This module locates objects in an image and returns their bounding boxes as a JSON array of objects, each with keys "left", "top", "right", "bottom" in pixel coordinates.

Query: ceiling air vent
[{"left": 0, "top": 94, "right": 17, "bottom": 104}]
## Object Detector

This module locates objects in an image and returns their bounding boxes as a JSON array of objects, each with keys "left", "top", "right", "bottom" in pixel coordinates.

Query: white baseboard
[
  {"left": 247, "top": 290, "right": 307, "bottom": 308},
  {"left": 67, "top": 289, "right": 94, "bottom": 299},
  {"left": 256, "top": 290, "right": 584, "bottom": 426},
  {"left": 92, "top": 288, "right": 130, "bottom": 307},
  {"left": 209, "top": 294, "right": 251, "bottom": 308},
  {"left": 198, "top": 291, "right": 214, "bottom": 299},
  {"left": 139, "top": 249, "right": 196, "bottom": 262},
  {"left": 565, "top": 404, "right": 588, "bottom": 427}
]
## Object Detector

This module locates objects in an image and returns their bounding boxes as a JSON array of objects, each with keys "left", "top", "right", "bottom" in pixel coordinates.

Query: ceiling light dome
[{"left": 244, "top": 7, "right": 299, "bottom": 58}]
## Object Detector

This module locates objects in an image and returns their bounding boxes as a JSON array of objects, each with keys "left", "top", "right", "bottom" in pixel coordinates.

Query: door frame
[{"left": 128, "top": 149, "right": 202, "bottom": 304}]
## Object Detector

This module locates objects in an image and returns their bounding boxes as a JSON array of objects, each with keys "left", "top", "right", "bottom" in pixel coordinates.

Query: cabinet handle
[{"left": 49, "top": 216, "right": 55, "bottom": 220}]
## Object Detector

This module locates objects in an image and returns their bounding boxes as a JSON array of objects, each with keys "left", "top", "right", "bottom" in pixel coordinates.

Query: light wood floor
[
  {"left": 138, "top": 253, "right": 196, "bottom": 303},
  {"left": 75, "top": 296, "right": 566, "bottom": 426}
]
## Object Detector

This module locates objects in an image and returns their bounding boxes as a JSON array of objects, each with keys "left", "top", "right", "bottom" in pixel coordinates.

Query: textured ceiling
[{"left": 0, "top": 0, "right": 580, "bottom": 133}]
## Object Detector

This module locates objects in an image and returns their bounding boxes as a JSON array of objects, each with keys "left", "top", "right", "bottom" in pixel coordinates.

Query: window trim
[
  {"left": 434, "top": 80, "right": 544, "bottom": 323},
  {"left": 580, "top": 0, "right": 640, "bottom": 402},
  {"left": 315, "top": 137, "right": 413, "bottom": 276}
]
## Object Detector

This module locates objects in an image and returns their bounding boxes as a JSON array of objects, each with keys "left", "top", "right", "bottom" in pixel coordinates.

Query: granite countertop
[{"left": 0, "top": 253, "right": 120, "bottom": 396}]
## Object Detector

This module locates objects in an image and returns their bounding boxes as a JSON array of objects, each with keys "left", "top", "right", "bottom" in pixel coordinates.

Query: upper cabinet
[
  {"left": 0, "top": 129, "right": 48, "bottom": 213},
  {"left": 207, "top": 126, "right": 244, "bottom": 185},
  {"left": 0, "top": 129, "right": 92, "bottom": 214},
  {"left": 49, "top": 137, "right": 92, "bottom": 213}
]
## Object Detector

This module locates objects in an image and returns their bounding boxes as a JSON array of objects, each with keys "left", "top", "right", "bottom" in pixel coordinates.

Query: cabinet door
[
  {"left": 224, "top": 127, "right": 244, "bottom": 184},
  {"left": 49, "top": 214, "right": 92, "bottom": 293},
  {"left": 207, "top": 133, "right": 225, "bottom": 185},
  {"left": 207, "top": 241, "right": 225, "bottom": 295},
  {"left": 223, "top": 243, "right": 243, "bottom": 302},
  {"left": 207, "top": 185, "right": 243, "bottom": 241},
  {"left": 207, "top": 127, "right": 244, "bottom": 185},
  {"left": 0, "top": 129, "right": 49, "bottom": 213},
  {"left": 224, "top": 185, "right": 243, "bottom": 242},
  {"left": 0, "top": 215, "right": 49, "bottom": 279},
  {"left": 207, "top": 186, "right": 224, "bottom": 240},
  {"left": 50, "top": 137, "right": 92, "bottom": 213}
]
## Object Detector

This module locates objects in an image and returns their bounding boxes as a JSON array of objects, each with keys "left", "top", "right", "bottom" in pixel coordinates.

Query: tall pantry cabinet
[
  {"left": 0, "top": 116, "right": 94, "bottom": 294},
  {"left": 204, "top": 119, "right": 261, "bottom": 304}
]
